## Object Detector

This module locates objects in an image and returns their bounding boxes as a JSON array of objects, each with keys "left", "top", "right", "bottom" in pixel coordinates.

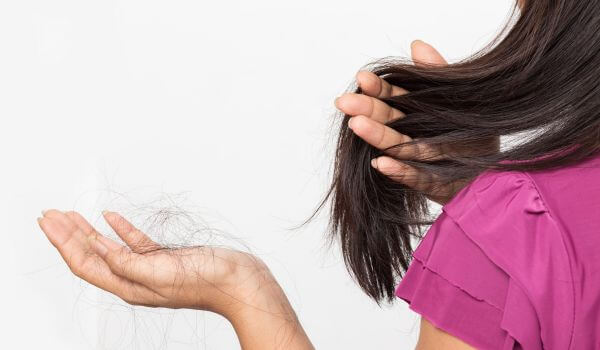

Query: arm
[
  {"left": 216, "top": 251, "right": 314, "bottom": 349},
  {"left": 37, "top": 209, "right": 313, "bottom": 350},
  {"left": 336, "top": 41, "right": 492, "bottom": 349},
  {"left": 224, "top": 280, "right": 314, "bottom": 349},
  {"left": 416, "top": 317, "right": 476, "bottom": 350},
  {"left": 38, "top": 41, "right": 495, "bottom": 350}
]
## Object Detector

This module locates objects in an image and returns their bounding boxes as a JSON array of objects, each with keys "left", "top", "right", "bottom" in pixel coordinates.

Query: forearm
[
  {"left": 38, "top": 210, "right": 313, "bottom": 348},
  {"left": 222, "top": 277, "right": 314, "bottom": 350}
]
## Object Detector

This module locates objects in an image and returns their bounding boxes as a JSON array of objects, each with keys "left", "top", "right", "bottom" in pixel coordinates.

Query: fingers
[
  {"left": 338, "top": 39, "right": 453, "bottom": 198},
  {"left": 348, "top": 115, "right": 445, "bottom": 160},
  {"left": 335, "top": 93, "right": 405, "bottom": 124},
  {"left": 64, "top": 210, "right": 122, "bottom": 250},
  {"left": 371, "top": 157, "right": 448, "bottom": 199},
  {"left": 38, "top": 210, "right": 164, "bottom": 307},
  {"left": 355, "top": 70, "right": 408, "bottom": 98},
  {"left": 411, "top": 40, "right": 448, "bottom": 67},
  {"left": 337, "top": 41, "right": 447, "bottom": 124},
  {"left": 371, "top": 156, "right": 419, "bottom": 185},
  {"left": 102, "top": 211, "right": 162, "bottom": 254},
  {"left": 94, "top": 236, "right": 178, "bottom": 292},
  {"left": 84, "top": 235, "right": 164, "bottom": 306},
  {"left": 355, "top": 40, "right": 447, "bottom": 99},
  {"left": 38, "top": 212, "right": 90, "bottom": 268},
  {"left": 96, "top": 242, "right": 158, "bottom": 287},
  {"left": 348, "top": 115, "right": 411, "bottom": 152}
]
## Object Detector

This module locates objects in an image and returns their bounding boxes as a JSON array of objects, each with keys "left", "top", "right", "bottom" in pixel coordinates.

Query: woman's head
[{"left": 308, "top": 0, "right": 600, "bottom": 303}]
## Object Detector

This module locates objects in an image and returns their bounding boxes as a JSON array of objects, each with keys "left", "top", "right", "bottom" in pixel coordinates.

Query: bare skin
[
  {"left": 417, "top": 317, "right": 476, "bottom": 350},
  {"left": 38, "top": 209, "right": 314, "bottom": 349},
  {"left": 37, "top": 40, "right": 485, "bottom": 350},
  {"left": 335, "top": 40, "right": 499, "bottom": 206}
]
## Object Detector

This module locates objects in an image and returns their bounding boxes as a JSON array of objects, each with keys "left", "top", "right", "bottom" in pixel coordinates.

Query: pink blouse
[{"left": 395, "top": 152, "right": 600, "bottom": 349}]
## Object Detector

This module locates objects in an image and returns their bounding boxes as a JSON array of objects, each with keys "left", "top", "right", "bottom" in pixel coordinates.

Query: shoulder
[
  {"left": 441, "top": 169, "right": 572, "bottom": 285},
  {"left": 443, "top": 169, "right": 545, "bottom": 218},
  {"left": 395, "top": 170, "right": 575, "bottom": 349}
]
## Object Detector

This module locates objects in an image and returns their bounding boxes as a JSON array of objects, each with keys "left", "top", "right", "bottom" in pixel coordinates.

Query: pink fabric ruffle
[{"left": 395, "top": 170, "right": 575, "bottom": 349}]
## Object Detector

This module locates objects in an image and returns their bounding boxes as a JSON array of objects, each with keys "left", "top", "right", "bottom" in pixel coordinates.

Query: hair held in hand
[{"left": 308, "top": 0, "right": 600, "bottom": 303}]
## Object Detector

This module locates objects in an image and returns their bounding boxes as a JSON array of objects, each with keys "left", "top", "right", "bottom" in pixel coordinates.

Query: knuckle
[
  {"left": 69, "top": 265, "right": 82, "bottom": 278},
  {"left": 376, "top": 130, "right": 386, "bottom": 148},
  {"left": 377, "top": 77, "right": 386, "bottom": 97},
  {"left": 379, "top": 158, "right": 401, "bottom": 174}
]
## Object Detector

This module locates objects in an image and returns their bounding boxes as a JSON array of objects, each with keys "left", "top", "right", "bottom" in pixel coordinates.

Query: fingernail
[
  {"left": 371, "top": 158, "right": 378, "bottom": 169},
  {"left": 88, "top": 235, "right": 108, "bottom": 257},
  {"left": 348, "top": 117, "right": 355, "bottom": 130},
  {"left": 102, "top": 210, "right": 110, "bottom": 216}
]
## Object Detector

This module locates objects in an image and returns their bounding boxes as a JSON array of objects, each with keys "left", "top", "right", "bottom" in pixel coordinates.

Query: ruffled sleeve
[{"left": 395, "top": 170, "right": 575, "bottom": 350}]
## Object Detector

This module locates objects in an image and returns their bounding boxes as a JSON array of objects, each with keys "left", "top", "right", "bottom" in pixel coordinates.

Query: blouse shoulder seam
[{"left": 520, "top": 170, "right": 576, "bottom": 350}]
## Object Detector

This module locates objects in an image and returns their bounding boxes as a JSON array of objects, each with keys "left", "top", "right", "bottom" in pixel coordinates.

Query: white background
[{"left": 0, "top": 0, "right": 514, "bottom": 349}]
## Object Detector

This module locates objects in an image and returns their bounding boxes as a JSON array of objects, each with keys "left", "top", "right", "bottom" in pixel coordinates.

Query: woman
[{"left": 37, "top": 0, "right": 600, "bottom": 348}]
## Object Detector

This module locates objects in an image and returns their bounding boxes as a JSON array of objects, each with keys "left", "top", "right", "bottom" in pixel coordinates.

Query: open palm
[{"left": 37, "top": 209, "right": 272, "bottom": 313}]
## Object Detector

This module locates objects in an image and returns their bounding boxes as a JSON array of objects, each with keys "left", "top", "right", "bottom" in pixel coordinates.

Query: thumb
[{"left": 411, "top": 40, "right": 447, "bottom": 67}]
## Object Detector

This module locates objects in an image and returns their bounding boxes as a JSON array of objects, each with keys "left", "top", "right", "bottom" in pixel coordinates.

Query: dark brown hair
[{"left": 306, "top": 0, "right": 600, "bottom": 304}]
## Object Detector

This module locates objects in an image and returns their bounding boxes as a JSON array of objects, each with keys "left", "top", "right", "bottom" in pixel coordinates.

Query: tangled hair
[{"left": 308, "top": 0, "right": 600, "bottom": 303}]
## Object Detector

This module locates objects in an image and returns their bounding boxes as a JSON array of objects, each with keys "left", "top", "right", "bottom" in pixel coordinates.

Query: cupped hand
[
  {"left": 37, "top": 209, "right": 275, "bottom": 316},
  {"left": 334, "top": 40, "right": 500, "bottom": 205}
]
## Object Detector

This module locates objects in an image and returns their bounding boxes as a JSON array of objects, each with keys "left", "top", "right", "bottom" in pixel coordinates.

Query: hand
[
  {"left": 38, "top": 209, "right": 314, "bottom": 349},
  {"left": 37, "top": 209, "right": 277, "bottom": 316},
  {"left": 334, "top": 40, "right": 500, "bottom": 205}
]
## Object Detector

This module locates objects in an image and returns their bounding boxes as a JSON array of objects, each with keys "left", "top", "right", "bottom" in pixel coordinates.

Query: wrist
[
  {"left": 220, "top": 256, "right": 295, "bottom": 321},
  {"left": 225, "top": 284, "right": 313, "bottom": 350},
  {"left": 218, "top": 257, "right": 314, "bottom": 349},
  {"left": 187, "top": 249, "right": 281, "bottom": 316}
]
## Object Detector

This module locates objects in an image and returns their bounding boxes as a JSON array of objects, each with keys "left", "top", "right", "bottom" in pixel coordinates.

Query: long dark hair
[{"left": 306, "top": 0, "right": 600, "bottom": 304}]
